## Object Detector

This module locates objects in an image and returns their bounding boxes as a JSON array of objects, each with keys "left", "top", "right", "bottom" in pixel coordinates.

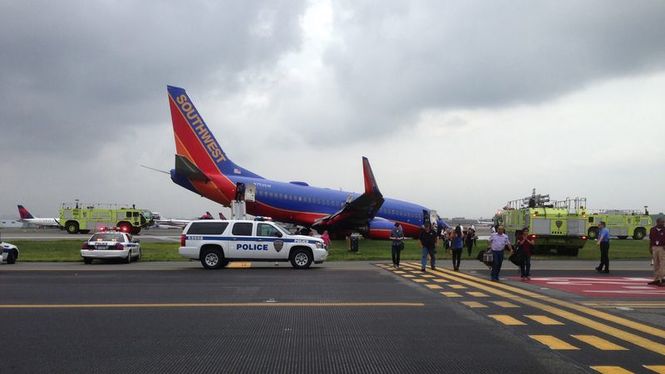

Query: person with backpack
[
  {"left": 390, "top": 222, "right": 405, "bottom": 268},
  {"left": 465, "top": 226, "right": 477, "bottom": 257}
]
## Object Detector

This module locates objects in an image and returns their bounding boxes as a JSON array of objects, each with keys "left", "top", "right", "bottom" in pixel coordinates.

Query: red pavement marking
[{"left": 510, "top": 277, "right": 665, "bottom": 298}]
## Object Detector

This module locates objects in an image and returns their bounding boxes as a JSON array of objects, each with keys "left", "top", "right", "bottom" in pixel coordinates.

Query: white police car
[
  {"left": 81, "top": 229, "right": 141, "bottom": 264},
  {"left": 1, "top": 241, "right": 19, "bottom": 264},
  {"left": 179, "top": 219, "right": 327, "bottom": 269}
]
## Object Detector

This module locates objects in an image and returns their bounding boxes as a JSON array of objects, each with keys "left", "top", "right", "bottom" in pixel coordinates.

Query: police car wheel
[
  {"left": 201, "top": 248, "right": 223, "bottom": 270},
  {"left": 83, "top": 258, "right": 93, "bottom": 264},
  {"left": 136, "top": 248, "right": 141, "bottom": 262},
  {"left": 7, "top": 250, "right": 17, "bottom": 264},
  {"left": 290, "top": 249, "right": 312, "bottom": 269},
  {"left": 126, "top": 251, "right": 132, "bottom": 263}
]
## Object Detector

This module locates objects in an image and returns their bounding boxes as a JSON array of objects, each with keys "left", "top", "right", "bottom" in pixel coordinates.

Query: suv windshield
[{"left": 90, "top": 233, "right": 125, "bottom": 242}]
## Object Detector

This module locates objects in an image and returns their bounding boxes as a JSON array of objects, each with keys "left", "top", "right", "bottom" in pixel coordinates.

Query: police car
[
  {"left": 179, "top": 219, "right": 328, "bottom": 269},
  {"left": 1, "top": 241, "right": 19, "bottom": 264},
  {"left": 81, "top": 229, "right": 141, "bottom": 264}
]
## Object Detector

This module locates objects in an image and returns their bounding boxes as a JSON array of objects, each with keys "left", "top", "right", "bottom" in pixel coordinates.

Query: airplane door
[{"left": 245, "top": 183, "right": 256, "bottom": 202}]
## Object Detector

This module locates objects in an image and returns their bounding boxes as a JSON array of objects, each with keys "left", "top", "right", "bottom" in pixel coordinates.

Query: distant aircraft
[
  {"left": 165, "top": 86, "right": 446, "bottom": 239},
  {"left": 17, "top": 205, "right": 60, "bottom": 227},
  {"left": 152, "top": 211, "right": 216, "bottom": 228}
]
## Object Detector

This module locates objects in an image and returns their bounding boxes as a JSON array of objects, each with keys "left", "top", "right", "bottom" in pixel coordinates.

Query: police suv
[{"left": 179, "top": 219, "right": 328, "bottom": 269}]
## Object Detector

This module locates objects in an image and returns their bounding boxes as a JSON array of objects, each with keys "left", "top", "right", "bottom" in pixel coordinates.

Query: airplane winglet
[{"left": 362, "top": 157, "right": 381, "bottom": 196}]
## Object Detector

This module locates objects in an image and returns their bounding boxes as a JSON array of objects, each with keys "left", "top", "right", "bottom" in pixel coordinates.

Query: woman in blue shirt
[{"left": 451, "top": 225, "right": 464, "bottom": 271}]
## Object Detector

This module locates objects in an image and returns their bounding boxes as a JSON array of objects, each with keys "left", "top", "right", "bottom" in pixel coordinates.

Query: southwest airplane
[
  {"left": 17, "top": 205, "right": 60, "bottom": 227},
  {"left": 166, "top": 86, "right": 446, "bottom": 239}
]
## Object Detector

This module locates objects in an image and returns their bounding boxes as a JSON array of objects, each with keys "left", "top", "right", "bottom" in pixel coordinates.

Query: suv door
[
  {"left": 229, "top": 222, "right": 264, "bottom": 259},
  {"left": 256, "top": 223, "right": 288, "bottom": 260}
]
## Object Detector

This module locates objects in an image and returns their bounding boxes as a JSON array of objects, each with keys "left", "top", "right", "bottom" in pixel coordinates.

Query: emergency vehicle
[
  {"left": 59, "top": 202, "right": 151, "bottom": 234},
  {"left": 80, "top": 228, "right": 141, "bottom": 264},
  {"left": 586, "top": 209, "right": 652, "bottom": 240},
  {"left": 497, "top": 190, "right": 588, "bottom": 256},
  {"left": 179, "top": 218, "right": 327, "bottom": 269},
  {"left": 1, "top": 241, "right": 19, "bottom": 264}
]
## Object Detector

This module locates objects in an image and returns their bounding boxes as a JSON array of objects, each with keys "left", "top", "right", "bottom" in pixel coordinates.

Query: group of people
[{"left": 388, "top": 217, "right": 665, "bottom": 284}]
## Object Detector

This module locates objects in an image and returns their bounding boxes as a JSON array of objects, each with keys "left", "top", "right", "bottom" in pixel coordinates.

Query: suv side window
[
  {"left": 187, "top": 222, "right": 229, "bottom": 235},
  {"left": 231, "top": 222, "right": 253, "bottom": 236},
  {"left": 258, "top": 223, "right": 281, "bottom": 237}
]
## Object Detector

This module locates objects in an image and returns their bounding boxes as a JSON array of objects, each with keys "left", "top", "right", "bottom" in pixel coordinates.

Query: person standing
[
  {"left": 451, "top": 225, "right": 464, "bottom": 271},
  {"left": 390, "top": 223, "right": 405, "bottom": 268},
  {"left": 516, "top": 227, "right": 535, "bottom": 280},
  {"left": 320, "top": 230, "right": 331, "bottom": 249},
  {"left": 648, "top": 218, "right": 665, "bottom": 286},
  {"left": 465, "top": 226, "right": 477, "bottom": 257},
  {"left": 488, "top": 225, "right": 512, "bottom": 281},
  {"left": 595, "top": 221, "right": 610, "bottom": 273},
  {"left": 419, "top": 223, "right": 438, "bottom": 272}
]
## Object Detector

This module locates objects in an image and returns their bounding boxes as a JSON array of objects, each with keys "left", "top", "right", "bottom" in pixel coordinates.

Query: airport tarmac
[
  {"left": 1, "top": 261, "right": 664, "bottom": 373},
  {"left": 0, "top": 227, "right": 181, "bottom": 242}
]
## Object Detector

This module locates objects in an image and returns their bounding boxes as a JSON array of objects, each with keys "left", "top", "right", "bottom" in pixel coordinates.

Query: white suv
[{"left": 179, "top": 220, "right": 327, "bottom": 269}]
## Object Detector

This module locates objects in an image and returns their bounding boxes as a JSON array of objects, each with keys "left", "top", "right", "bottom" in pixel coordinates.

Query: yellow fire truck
[
  {"left": 59, "top": 202, "right": 151, "bottom": 234},
  {"left": 496, "top": 190, "right": 588, "bottom": 256}
]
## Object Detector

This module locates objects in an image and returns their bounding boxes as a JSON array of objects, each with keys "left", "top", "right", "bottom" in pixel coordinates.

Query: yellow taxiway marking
[
  {"left": 467, "top": 291, "right": 489, "bottom": 297},
  {"left": 403, "top": 274, "right": 415, "bottom": 278},
  {"left": 421, "top": 274, "right": 435, "bottom": 278},
  {"left": 432, "top": 278, "right": 448, "bottom": 283},
  {"left": 492, "top": 301, "right": 519, "bottom": 308},
  {"left": 400, "top": 263, "right": 665, "bottom": 356},
  {"left": 591, "top": 366, "right": 634, "bottom": 374},
  {"left": 425, "top": 284, "right": 443, "bottom": 290},
  {"left": 394, "top": 271, "right": 406, "bottom": 274},
  {"left": 572, "top": 335, "right": 628, "bottom": 351},
  {"left": 643, "top": 365, "right": 665, "bottom": 373},
  {"left": 412, "top": 279, "right": 428, "bottom": 283},
  {"left": 227, "top": 262, "right": 251, "bottom": 268},
  {"left": 0, "top": 302, "right": 425, "bottom": 309},
  {"left": 530, "top": 335, "right": 579, "bottom": 350},
  {"left": 461, "top": 301, "right": 486, "bottom": 308},
  {"left": 449, "top": 284, "right": 467, "bottom": 289},
  {"left": 525, "top": 315, "right": 564, "bottom": 326},
  {"left": 489, "top": 314, "right": 526, "bottom": 326},
  {"left": 440, "top": 292, "right": 462, "bottom": 298}
]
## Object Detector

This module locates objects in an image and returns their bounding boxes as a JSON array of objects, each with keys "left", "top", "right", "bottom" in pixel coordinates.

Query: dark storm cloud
[
  {"left": 0, "top": 0, "right": 306, "bottom": 155},
  {"left": 306, "top": 0, "right": 665, "bottom": 139}
]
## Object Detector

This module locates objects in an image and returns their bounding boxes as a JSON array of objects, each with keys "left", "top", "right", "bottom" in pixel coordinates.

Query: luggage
[
  {"left": 477, "top": 249, "right": 493, "bottom": 268},
  {"left": 509, "top": 250, "right": 525, "bottom": 267}
]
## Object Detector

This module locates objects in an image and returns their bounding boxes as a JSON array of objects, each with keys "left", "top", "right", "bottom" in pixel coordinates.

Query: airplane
[
  {"left": 165, "top": 85, "right": 446, "bottom": 239},
  {"left": 151, "top": 211, "right": 218, "bottom": 228},
  {"left": 17, "top": 205, "right": 60, "bottom": 228}
]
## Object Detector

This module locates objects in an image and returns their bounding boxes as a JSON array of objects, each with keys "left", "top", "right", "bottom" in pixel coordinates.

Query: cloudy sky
[{"left": 1, "top": 0, "right": 664, "bottom": 220}]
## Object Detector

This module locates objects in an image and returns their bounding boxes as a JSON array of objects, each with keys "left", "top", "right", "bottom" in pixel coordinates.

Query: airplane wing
[{"left": 312, "top": 157, "right": 385, "bottom": 231}]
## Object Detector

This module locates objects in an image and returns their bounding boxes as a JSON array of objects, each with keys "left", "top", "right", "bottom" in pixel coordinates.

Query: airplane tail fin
[
  {"left": 362, "top": 157, "right": 382, "bottom": 197},
  {"left": 17, "top": 205, "right": 34, "bottom": 219},
  {"left": 167, "top": 85, "right": 262, "bottom": 179}
]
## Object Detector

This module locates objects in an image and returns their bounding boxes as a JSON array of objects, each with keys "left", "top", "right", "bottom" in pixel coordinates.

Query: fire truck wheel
[
  {"left": 65, "top": 221, "right": 79, "bottom": 234},
  {"left": 587, "top": 227, "right": 598, "bottom": 239},
  {"left": 633, "top": 228, "right": 646, "bottom": 240}
]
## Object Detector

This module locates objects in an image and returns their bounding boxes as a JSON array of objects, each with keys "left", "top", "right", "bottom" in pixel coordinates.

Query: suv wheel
[
  {"left": 201, "top": 247, "right": 224, "bottom": 270},
  {"left": 7, "top": 250, "right": 17, "bottom": 264},
  {"left": 290, "top": 249, "right": 313, "bottom": 269}
]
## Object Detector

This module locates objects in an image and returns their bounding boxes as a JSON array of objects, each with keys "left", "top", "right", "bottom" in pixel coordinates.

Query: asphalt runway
[{"left": 2, "top": 262, "right": 665, "bottom": 373}]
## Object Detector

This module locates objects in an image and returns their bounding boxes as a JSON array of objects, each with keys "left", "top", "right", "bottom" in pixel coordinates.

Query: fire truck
[
  {"left": 586, "top": 209, "right": 652, "bottom": 240},
  {"left": 496, "top": 190, "right": 588, "bottom": 256},
  {"left": 59, "top": 202, "right": 151, "bottom": 234}
]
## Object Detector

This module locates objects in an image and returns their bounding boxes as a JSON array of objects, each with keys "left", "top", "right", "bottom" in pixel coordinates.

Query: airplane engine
[{"left": 366, "top": 217, "right": 395, "bottom": 240}]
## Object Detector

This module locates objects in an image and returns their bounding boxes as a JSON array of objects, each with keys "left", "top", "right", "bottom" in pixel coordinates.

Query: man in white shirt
[{"left": 488, "top": 225, "right": 513, "bottom": 281}]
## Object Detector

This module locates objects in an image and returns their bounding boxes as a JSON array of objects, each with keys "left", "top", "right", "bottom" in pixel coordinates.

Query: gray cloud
[
  {"left": 0, "top": 0, "right": 307, "bottom": 155},
  {"left": 306, "top": 0, "right": 665, "bottom": 139}
]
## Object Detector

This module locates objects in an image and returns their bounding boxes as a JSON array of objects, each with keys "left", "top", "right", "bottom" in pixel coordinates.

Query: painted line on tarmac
[
  {"left": 0, "top": 302, "right": 425, "bottom": 309},
  {"left": 405, "top": 262, "right": 665, "bottom": 340},
  {"left": 399, "top": 263, "right": 665, "bottom": 357}
]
